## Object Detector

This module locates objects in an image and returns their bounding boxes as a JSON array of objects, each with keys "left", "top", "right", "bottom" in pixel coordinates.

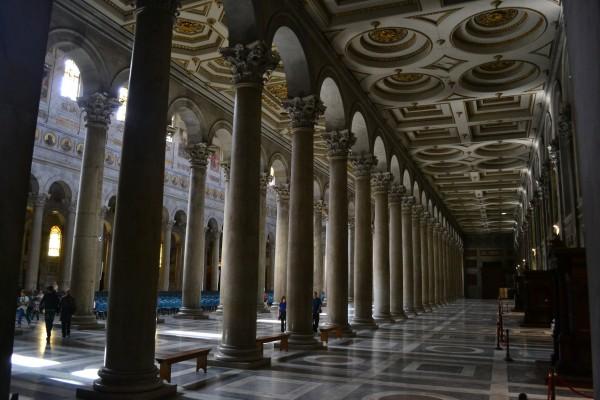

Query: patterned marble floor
[{"left": 9, "top": 299, "right": 593, "bottom": 399}]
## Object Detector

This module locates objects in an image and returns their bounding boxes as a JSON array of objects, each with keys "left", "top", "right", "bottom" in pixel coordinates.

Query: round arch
[
  {"left": 268, "top": 153, "right": 289, "bottom": 185},
  {"left": 167, "top": 97, "right": 208, "bottom": 144},
  {"left": 350, "top": 110, "right": 370, "bottom": 155},
  {"left": 373, "top": 136, "right": 388, "bottom": 171},
  {"left": 269, "top": 23, "right": 312, "bottom": 97},
  {"left": 318, "top": 75, "right": 346, "bottom": 130}
]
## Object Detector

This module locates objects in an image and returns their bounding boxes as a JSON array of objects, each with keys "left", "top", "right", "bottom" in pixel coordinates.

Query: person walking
[
  {"left": 312, "top": 291, "right": 322, "bottom": 333},
  {"left": 16, "top": 290, "right": 31, "bottom": 327},
  {"left": 59, "top": 290, "right": 76, "bottom": 338},
  {"left": 31, "top": 290, "right": 43, "bottom": 321},
  {"left": 40, "top": 286, "right": 60, "bottom": 344},
  {"left": 278, "top": 296, "right": 287, "bottom": 333}
]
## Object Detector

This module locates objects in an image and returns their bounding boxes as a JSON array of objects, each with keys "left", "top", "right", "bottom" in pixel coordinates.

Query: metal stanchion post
[{"left": 504, "top": 329, "right": 513, "bottom": 362}]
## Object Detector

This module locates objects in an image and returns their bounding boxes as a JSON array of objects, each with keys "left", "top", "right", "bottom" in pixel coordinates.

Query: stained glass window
[{"left": 48, "top": 226, "right": 62, "bottom": 257}]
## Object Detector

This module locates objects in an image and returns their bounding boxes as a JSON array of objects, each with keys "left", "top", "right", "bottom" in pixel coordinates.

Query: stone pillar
[
  {"left": 420, "top": 211, "right": 431, "bottom": 311},
  {"left": 441, "top": 228, "right": 448, "bottom": 304},
  {"left": 25, "top": 194, "right": 46, "bottom": 292},
  {"left": 284, "top": 95, "right": 325, "bottom": 349},
  {"left": 215, "top": 41, "right": 278, "bottom": 366},
  {"left": 95, "top": 207, "right": 108, "bottom": 292},
  {"left": 412, "top": 205, "right": 424, "bottom": 313},
  {"left": 313, "top": 200, "right": 325, "bottom": 295},
  {"left": 60, "top": 202, "right": 77, "bottom": 291},
  {"left": 0, "top": 1, "right": 53, "bottom": 395},
  {"left": 323, "top": 129, "right": 355, "bottom": 333},
  {"left": 215, "top": 163, "right": 230, "bottom": 314},
  {"left": 272, "top": 183, "right": 290, "bottom": 309},
  {"left": 350, "top": 155, "right": 377, "bottom": 328},
  {"left": 372, "top": 172, "right": 393, "bottom": 322},
  {"left": 177, "top": 143, "right": 213, "bottom": 319},
  {"left": 427, "top": 218, "right": 436, "bottom": 308},
  {"left": 434, "top": 223, "right": 442, "bottom": 306},
  {"left": 70, "top": 92, "right": 118, "bottom": 329},
  {"left": 389, "top": 184, "right": 406, "bottom": 319},
  {"left": 402, "top": 196, "right": 415, "bottom": 315},
  {"left": 256, "top": 173, "right": 272, "bottom": 313},
  {"left": 348, "top": 218, "right": 355, "bottom": 303},
  {"left": 76, "top": 1, "right": 179, "bottom": 397},
  {"left": 159, "top": 221, "right": 173, "bottom": 292},
  {"left": 210, "top": 228, "right": 219, "bottom": 291}
]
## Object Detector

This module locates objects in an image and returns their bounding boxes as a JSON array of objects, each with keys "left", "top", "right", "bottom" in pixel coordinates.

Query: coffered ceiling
[
  {"left": 307, "top": 0, "right": 561, "bottom": 234},
  {"left": 86, "top": 0, "right": 562, "bottom": 234}
]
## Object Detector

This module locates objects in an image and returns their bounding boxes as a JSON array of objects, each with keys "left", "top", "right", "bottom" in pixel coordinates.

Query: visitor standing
[
  {"left": 59, "top": 290, "right": 76, "bottom": 338},
  {"left": 312, "top": 291, "right": 322, "bottom": 333},
  {"left": 40, "top": 286, "right": 60, "bottom": 344},
  {"left": 278, "top": 296, "right": 287, "bottom": 333},
  {"left": 16, "top": 290, "right": 31, "bottom": 327}
]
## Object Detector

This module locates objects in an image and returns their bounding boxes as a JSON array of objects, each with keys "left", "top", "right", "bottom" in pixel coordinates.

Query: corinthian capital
[
  {"left": 185, "top": 142, "right": 215, "bottom": 169},
  {"left": 388, "top": 183, "right": 406, "bottom": 204},
  {"left": 77, "top": 92, "right": 120, "bottom": 128},
  {"left": 260, "top": 173, "right": 273, "bottom": 192},
  {"left": 371, "top": 172, "right": 391, "bottom": 195},
  {"left": 321, "top": 130, "right": 356, "bottom": 158},
  {"left": 314, "top": 200, "right": 325, "bottom": 215},
  {"left": 401, "top": 195, "right": 415, "bottom": 211},
  {"left": 283, "top": 95, "right": 325, "bottom": 129},
  {"left": 412, "top": 204, "right": 423, "bottom": 219},
  {"left": 351, "top": 154, "right": 377, "bottom": 178},
  {"left": 220, "top": 41, "right": 279, "bottom": 85},
  {"left": 274, "top": 183, "right": 290, "bottom": 201}
]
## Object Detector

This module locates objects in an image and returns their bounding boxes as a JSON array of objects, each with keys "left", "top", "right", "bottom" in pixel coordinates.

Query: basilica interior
[{"left": 1, "top": 0, "right": 599, "bottom": 399}]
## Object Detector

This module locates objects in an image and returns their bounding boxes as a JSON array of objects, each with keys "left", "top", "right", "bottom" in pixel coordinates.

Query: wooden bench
[
  {"left": 319, "top": 325, "right": 343, "bottom": 344},
  {"left": 155, "top": 348, "right": 211, "bottom": 383},
  {"left": 256, "top": 333, "right": 289, "bottom": 357}
]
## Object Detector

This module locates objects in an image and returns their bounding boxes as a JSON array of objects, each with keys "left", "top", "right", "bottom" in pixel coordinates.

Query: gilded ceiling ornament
[
  {"left": 474, "top": 9, "right": 519, "bottom": 28},
  {"left": 282, "top": 95, "right": 325, "bottom": 129},
  {"left": 479, "top": 60, "right": 516, "bottom": 72},
  {"left": 267, "top": 83, "right": 288, "bottom": 102},
  {"left": 219, "top": 41, "right": 280, "bottom": 84},
  {"left": 368, "top": 28, "right": 408, "bottom": 44},
  {"left": 174, "top": 18, "right": 205, "bottom": 35},
  {"left": 391, "top": 72, "right": 424, "bottom": 83},
  {"left": 77, "top": 92, "right": 119, "bottom": 128},
  {"left": 351, "top": 155, "right": 377, "bottom": 177}
]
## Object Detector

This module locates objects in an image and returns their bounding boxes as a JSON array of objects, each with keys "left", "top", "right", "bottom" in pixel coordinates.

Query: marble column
[
  {"left": 25, "top": 194, "right": 46, "bottom": 292},
  {"left": 323, "top": 129, "right": 355, "bottom": 333},
  {"left": 427, "top": 218, "right": 436, "bottom": 308},
  {"left": 60, "top": 202, "right": 77, "bottom": 290},
  {"left": 434, "top": 223, "right": 442, "bottom": 306},
  {"left": 351, "top": 155, "right": 377, "bottom": 328},
  {"left": 402, "top": 196, "right": 415, "bottom": 315},
  {"left": 389, "top": 184, "right": 406, "bottom": 319},
  {"left": 256, "top": 173, "right": 272, "bottom": 313},
  {"left": 76, "top": 1, "right": 179, "bottom": 397},
  {"left": 412, "top": 205, "right": 424, "bottom": 313},
  {"left": 420, "top": 211, "right": 431, "bottom": 311},
  {"left": 210, "top": 228, "right": 219, "bottom": 291},
  {"left": 0, "top": 1, "right": 53, "bottom": 395},
  {"left": 215, "top": 41, "right": 278, "bottom": 366},
  {"left": 159, "top": 221, "right": 173, "bottom": 291},
  {"left": 285, "top": 95, "right": 325, "bottom": 349},
  {"left": 348, "top": 218, "right": 355, "bottom": 303},
  {"left": 441, "top": 229, "right": 448, "bottom": 304},
  {"left": 177, "top": 143, "right": 213, "bottom": 319},
  {"left": 95, "top": 207, "right": 108, "bottom": 292},
  {"left": 313, "top": 200, "right": 325, "bottom": 295},
  {"left": 272, "top": 183, "right": 290, "bottom": 309},
  {"left": 215, "top": 163, "right": 230, "bottom": 314},
  {"left": 372, "top": 172, "right": 393, "bottom": 322},
  {"left": 70, "top": 92, "right": 118, "bottom": 329}
]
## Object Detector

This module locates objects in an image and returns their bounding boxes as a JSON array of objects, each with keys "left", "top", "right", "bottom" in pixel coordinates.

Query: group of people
[
  {"left": 16, "top": 286, "right": 76, "bottom": 344},
  {"left": 277, "top": 292, "right": 323, "bottom": 334}
]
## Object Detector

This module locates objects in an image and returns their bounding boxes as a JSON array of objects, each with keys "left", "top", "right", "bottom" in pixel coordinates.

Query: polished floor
[{"left": 9, "top": 300, "right": 592, "bottom": 399}]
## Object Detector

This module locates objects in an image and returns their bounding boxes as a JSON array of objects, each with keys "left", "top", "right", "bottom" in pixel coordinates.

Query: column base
[
  {"left": 215, "top": 305, "right": 224, "bottom": 315},
  {"left": 288, "top": 332, "right": 323, "bottom": 350},
  {"left": 403, "top": 307, "right": 417, "bottom": 317},
  {"left": 414, "top": 305, "right": 425, "bottom": 314},
  {"left": 270, "top": 302, "right": 279, "bottom": 311},
  {"left": 214, "top": 343, "right": 270, "bottom": 369},
  {"left": 373, "top": 313, "right": 394, "bottom": 323},
  {"left": 72, "top": 314, "right": 105, "bottom": 330},
  {"left": 76, "top": 367, "right": 176, "bottom": 399},
  {"left": 391, "top": 310, "right": 408, "bottom": 320},
  {"left": 174, "top": 308, "right": 209, "bottom": 320},
  {"left": 256, "top": 304, "right": 271, "bottom": 314},
  {"left": 350, "top": 317, "right": 378, "bottom": 329}
]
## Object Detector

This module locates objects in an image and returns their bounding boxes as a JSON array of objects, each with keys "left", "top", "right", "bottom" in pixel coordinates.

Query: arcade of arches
[{"left": 1, "top": 0, "right": 599, "bottom": 399}]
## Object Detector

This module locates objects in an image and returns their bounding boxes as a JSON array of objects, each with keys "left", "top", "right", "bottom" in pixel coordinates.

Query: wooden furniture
[
  {"left": 155, "top": 348, "right": 211, "bottom": 383},
  {"left": 522, "top": 270, "right": 554, "bottom": 327},
  {"left": 549, "top": 246, "right": 591, "bottom": 377},
  {"left": 319, "top": 326, "right": 343, "bottom": 344},
  {"left": 255, "top": 333, "right": 289, "bottom": 357}
]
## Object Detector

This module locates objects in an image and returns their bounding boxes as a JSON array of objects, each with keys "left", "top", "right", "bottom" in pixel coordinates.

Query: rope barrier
[
  {"left": 555, "top": 374, "right": 594, "bottom": 398},
  {"left": 547, "top": 368, "right": 594, "bottom": 399}
]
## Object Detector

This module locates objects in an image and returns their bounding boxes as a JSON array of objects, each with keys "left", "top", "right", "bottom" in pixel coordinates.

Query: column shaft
[
  {"left": 272, "top": 185, "right": 289, "bottom": 308},
  {"left": 61, "top": 203, "right": 76, "bottom": 290},
  {"left": 372, "top": 173, "right": 392, "bottom": 322},
  {"left": 402, "top": 197, "right": 415, "bottom": 314},
  {"left": 420, "top": 213, "right": 430, "bottom": 311},
  {"left": 256, "top": 174, "right": 271, "bottom": 313},
  {"left": 159, "top": 222, "right": 173, "bottom": 291},
  {"left": 351, "top": 156, "right": 376, "bottom": 328},
  {"left": 80, "top": 1, "right": 179, "bottom": 397},
  {"left": 25, "top": 196, "right": 46, "bottom": 292},
  {"left": 313, "top": 202, "right": 324, "bottom": 295},
  {"left": 348, "top": 220, "right": 355, "bottom": 302},
  {"left": 427, "top": 220, "right": 435, "bottom": 308},
  {"left": 412, "top": 206, "right": 424, "bottom": 313},
  {"left": 210, "top": 230, "right": 219, "bottom": 291},
  {"left": 389, "top": 186, "right": 406, "bottom": 319}
]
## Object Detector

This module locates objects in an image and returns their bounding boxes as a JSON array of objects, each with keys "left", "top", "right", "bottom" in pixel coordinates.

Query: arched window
[
  {"left": 269, "top": 167, "right": 275, "bottom": 186},
  {"left": 48, "top": 226, "right": 62, "bottom": 257},
  {"left": 116, "top": 87, "right": 128, "bottom": 122},
  {"left": 60, "top": 59, "right": 81, "bottom": 101}
]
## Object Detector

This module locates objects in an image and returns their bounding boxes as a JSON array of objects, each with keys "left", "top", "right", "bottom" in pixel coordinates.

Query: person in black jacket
[
  {"left": 312, "top": 291, "right": 322, "bottom": 333},
  {"left": 39, "top": 286, "right": 60, "bottom": 344},
  {"left": 59, "top": 290, "right": 76, "bottom": 338}
]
